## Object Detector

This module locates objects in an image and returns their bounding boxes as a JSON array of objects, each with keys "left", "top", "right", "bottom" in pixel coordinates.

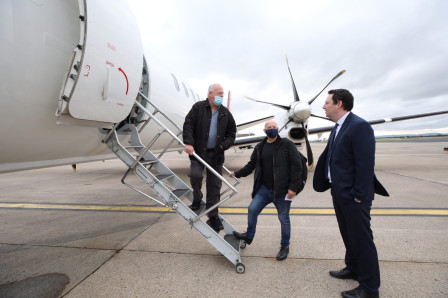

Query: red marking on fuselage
[
  {"left": 118, "top": 67, "right": 129, "bottom": 95},
  {"left": 83, "top": 65, "right": 90, "bottom": 77},
  {"left": 107, "top": 42, "right": 116, "bottom": 51}
]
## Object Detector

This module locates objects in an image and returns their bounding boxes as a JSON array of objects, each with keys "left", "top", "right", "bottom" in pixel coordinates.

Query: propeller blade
[
  {"left": 244, "top": 96, "right": 290, "bottom": 110},
  {"left": 278, "top": 118, "right": 293, "bottom": 132},
  {"left": 311, "top": 113, "right": 333, "bottom": 122},
  {"left": 304, "top": 134, "right": 313, "bottom": 168},
  {"left": 301, "top": 122, "right": 314, "bottom": 168},
  {"left": 285, "top": 55, "right": 300, "bottom": 102},
  {"left": 308, "top": 70, "right": 346, "bottom": 105}
]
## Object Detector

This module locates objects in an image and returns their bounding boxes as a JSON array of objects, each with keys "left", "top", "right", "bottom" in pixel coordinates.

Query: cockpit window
[{"left": 171, "top": 74, "right": 180, "bottom": 91}]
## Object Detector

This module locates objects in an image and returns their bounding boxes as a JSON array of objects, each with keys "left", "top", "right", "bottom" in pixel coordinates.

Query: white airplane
[{"left": 1, "top": 0, "right": 447, "bottom": 174}]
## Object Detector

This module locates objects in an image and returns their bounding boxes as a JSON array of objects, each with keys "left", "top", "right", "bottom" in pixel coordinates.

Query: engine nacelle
[
  {"left": 289, "top": 126, "right": 307, "bottom": 140},
  {"left": 278, "top": 122, "right": 308, "bottom": 142}
]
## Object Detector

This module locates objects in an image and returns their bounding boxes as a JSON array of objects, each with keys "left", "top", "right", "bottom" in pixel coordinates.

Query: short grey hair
[{"left": 208, "top": 84, "right": 220, "bottom": 95}]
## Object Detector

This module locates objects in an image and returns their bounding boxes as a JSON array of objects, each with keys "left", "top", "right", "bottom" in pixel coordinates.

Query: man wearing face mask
[
  {"left": 183, "top": 84, "right": 236, "bottom": 232},
  {"left": 229, "top": 120, "right": 302, "bottom": 260}
]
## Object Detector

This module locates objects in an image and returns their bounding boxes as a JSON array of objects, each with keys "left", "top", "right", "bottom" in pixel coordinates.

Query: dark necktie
[{"left": 325, "top": 123, "right": 339, "bottom": 178}]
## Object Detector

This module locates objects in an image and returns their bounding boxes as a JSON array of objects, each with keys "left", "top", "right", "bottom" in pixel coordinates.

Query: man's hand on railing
[
  {"left": 229, "top": 171, "right": 235, "bottom": 178},
  {"left": 184, "top": 144, "right": 195, "bottom": 155}
]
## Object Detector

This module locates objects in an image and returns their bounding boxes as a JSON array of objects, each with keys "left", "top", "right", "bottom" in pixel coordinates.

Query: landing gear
[{"left": 236, "top": 263, "right": 245, "bottom": 274}]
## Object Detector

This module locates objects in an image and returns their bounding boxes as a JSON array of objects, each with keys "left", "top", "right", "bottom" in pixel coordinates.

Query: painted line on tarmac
[{"left": 0, "top": 203, "right": 447, "bottom": 216}]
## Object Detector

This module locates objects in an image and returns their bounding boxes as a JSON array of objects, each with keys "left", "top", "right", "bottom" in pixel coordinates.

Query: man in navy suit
[{"left": 313, "top": 89, "right": 388, "bottom": 298}]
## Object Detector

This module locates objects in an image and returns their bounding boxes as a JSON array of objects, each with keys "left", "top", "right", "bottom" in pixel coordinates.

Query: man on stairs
[{"left": 183, "top": 83, "right": 236, "bottom": 232}]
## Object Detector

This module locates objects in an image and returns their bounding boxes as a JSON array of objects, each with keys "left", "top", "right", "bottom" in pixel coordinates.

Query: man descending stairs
[
  {"left": 182, "top": 83, "right": 237, "bottom": 234},
  {"left": 102, "top": 94, "right": 245, "bottom": 273}
]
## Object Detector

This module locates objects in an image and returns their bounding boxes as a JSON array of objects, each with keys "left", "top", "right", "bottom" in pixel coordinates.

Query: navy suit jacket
[{"left": 313, "top": 112, "right": 388, "bottom": 204}]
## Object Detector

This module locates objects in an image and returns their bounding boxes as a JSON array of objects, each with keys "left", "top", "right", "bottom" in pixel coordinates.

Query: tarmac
[{"left": 0, "top": 139, "right": 447, "bottom": 297}]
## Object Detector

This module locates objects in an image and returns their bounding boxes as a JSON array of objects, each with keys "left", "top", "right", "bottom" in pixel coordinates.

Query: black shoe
[
  {"left": 329, "top": 267, "right": 358, "bottom": 280},
  {"left": 341, "top": 286, "right": 379, "bottom": 298},
  {"left": 233, "top": 231, "right": 253, "bottom": 245},
  {"left": 189, "top": 202, "right": 201, "bottom": 211},
  {"left": 276, "top": 246, "right": 289, "bottom": 261},
  {"left": 207, "top": 216, "right": 223, "bottom": 232}
]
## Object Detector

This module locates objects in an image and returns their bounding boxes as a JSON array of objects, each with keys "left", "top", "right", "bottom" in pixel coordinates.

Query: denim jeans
[{"left": 246, "top": 184, "right": 292, "bottom": 247}]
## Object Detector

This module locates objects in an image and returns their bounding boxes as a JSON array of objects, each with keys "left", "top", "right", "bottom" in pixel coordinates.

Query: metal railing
[{"left": 124, "top": 95, "right": 240, "bottom": 220}]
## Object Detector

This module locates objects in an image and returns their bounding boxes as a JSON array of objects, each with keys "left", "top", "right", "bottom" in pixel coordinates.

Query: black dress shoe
[
  {"left": 232, "top": 231, "right": 253, "bottom": 245},
  {"left": 276, "top": 246, "right": 289, "bottom": 261},
  {"left": 189, "top": 202, "right": 201, "bottom": 211},
  {"left": 207, "top": 216, "right": 223, "bottom": 232},
  {"left": 341, "top": 286, "right": 379, "bottom": 298},
  {"left": 329, "top": 267, "right": 358, "bottom": 280}
]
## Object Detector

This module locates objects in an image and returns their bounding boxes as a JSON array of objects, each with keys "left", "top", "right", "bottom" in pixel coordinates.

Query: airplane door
[{"left": 57, "top": 0, "right": 143, "bottom": 127}]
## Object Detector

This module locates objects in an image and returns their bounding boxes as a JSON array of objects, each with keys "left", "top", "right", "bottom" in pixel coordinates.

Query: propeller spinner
[
  {"left": 289, "top": 101, "right": 311, "bottom": 123},
  {"left": 244, "top": 56, "right": 345, "bottom": 168}
]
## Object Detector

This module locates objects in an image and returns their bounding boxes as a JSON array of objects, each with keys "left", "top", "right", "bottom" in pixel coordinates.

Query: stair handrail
[
  {"left": 133, "top": 100, "right": 239, "bottom": 200},
  {"left": 138, "top": 92, "right": 183, "bottom": 134}
]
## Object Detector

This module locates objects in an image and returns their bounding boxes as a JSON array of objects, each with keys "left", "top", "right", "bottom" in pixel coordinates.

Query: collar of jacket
[
  {"left": 205, "top": 98, "right": 227, "bottom": 117},
  {"left": 260, "top": 135, "right": 283, "bottom": 148}
]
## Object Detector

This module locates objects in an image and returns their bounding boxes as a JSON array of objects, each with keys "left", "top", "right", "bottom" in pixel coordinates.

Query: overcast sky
[{"left": 127, "top": 0, "right": 448, "bottom": 136}]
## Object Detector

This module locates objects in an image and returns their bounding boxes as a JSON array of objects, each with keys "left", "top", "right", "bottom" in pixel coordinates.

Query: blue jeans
[{"left": 246, "top": 185, "right": 292, "bottom": 247}]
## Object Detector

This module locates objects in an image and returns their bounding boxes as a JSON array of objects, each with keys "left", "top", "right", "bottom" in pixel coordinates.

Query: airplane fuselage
[
  {"left": 2, "top": 0, "right": 447, "bottom": 173},
  {"left": 0, "top": 0, "right": 200, "bottom": 173}
]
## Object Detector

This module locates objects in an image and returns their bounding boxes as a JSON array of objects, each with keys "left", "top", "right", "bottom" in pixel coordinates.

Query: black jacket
[
  {"left": 183, "top": 99, "right": 236, "bottom": 164},
  {"left": 234, "top": 136, "right": 302, "bottom": 199}
]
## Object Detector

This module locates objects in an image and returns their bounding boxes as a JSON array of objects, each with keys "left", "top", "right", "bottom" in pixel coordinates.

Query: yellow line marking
[
  {"left": 0, "top": 203, "right": 447, "bottom": 216},
  {"left": 0, "top": 203, "right": 172, "bottom": 212},
  {"left": 371, "top": 209, "right": 448, "bottom": 216}
]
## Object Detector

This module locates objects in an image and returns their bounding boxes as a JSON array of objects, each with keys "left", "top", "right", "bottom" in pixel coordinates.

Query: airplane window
[
  {"left": 171, "top": 74, "right": 180, "bottom": 92},
  {"left": 190, "top": 89, "right": 196, "bottom": 101},
  {"left": 182, "top": 82, "right": 189, "bottom": 97}
]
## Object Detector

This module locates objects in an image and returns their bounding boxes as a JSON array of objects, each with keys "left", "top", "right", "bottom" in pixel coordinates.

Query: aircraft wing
[
  {"left": 309, "top": 110, "right": 448, "bottom": 135},
  {"left": 234, "top": 110, "right": 448, "bottom": 147},
  {"left": 234, "top": 135, "right": 265, "bottom": 147},
  {"left": 234, "top": 115, "right": 274, "bottom": 147},
  {"left": 236, "top": 115, "right": 274, "bottom": 131}
]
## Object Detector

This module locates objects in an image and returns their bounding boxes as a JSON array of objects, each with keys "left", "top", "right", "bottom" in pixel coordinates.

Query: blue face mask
[
  {"left": 265, "top": 128, "right": 278, "bottom": 138},
  {"left": 214, "top": 96, "right": 223, "bottom": 106}
]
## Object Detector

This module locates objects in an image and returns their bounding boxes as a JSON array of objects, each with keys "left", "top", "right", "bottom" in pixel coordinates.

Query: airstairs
[{"left": 102, "top": 93, "right": 246, "bottom": 273}]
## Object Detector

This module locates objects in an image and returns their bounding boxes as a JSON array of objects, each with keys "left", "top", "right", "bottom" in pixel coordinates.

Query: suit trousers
[
  {"left": 189, "top": 151, "right": 223, "bottom": 218},
  {"left": 332, "top": 196, "right": 380, "bottom": 294}
]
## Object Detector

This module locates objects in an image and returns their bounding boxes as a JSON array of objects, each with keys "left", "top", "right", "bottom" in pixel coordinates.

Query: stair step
[
  {"left": 191, "top": 203, "right": 205, "bottom": 215},
  {"left": 141, "top": 159, "right": 158, "bottom": 165},
  {"left": 172, "top": 189, "right": 190, "bottom": 199},
  {"left": 156, "top": 174, "right": 173, "bottom": 181},
  {"left": 224, "top": 234, "right": 241, "bottom": 251}
]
